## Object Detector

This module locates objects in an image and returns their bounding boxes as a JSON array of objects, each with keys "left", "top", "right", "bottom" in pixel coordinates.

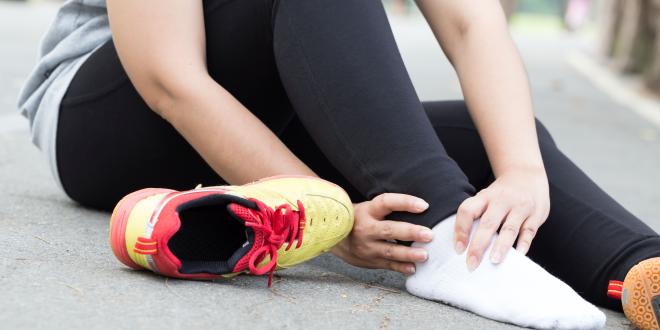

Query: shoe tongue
[{"left": 227, "top": 203, "right": 265, "bottom": 272}]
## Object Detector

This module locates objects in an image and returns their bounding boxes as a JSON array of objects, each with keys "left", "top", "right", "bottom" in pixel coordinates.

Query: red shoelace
[{"left": 245, "top": 199, "right": 306, "bottom": 286}]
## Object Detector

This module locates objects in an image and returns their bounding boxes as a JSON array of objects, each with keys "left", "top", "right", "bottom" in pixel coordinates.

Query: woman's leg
[
  {"left": 272, "top": 2, "right": 603, "bottom": 327},
  {"left": 57, "top": 41, "right": 221, "bottom": 210},
  {"left": 424, "top": 100, "right": 660, "bottom": 310},
  {"left": 280, "top": 95, "right": 658, "bottom": 311},
  {"left": 275, "top": 99, "right": 607, "bottom": 328},
  {"left": 272, "top": 0, "right": 474, "bottom": 228}
]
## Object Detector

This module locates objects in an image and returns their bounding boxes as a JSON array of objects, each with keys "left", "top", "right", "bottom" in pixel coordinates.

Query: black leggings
[{"left": 57, "top": 0, "right": 659, "bottom": 310}]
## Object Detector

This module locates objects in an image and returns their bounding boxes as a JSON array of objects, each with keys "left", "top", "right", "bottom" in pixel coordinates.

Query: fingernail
[
  {"left": 419, "top": 229, "right": 433, "bottom": 241},
  {"left": 454, "top": 241, "right": 465, "bottom": 254},
  {"left": 490, "top": 251, "right": 502, "bottom": 264},
  {"left": 407, "top": 266, "right": 416, "bottom": 274},
  {"left": 414, "top": 250, "right": 428, "bottom": 261},
  {"left": 517, "top": 245, "right": 529, "bottom": 255},
  {"left": 415, "top": 200, "right": 429, "bottom": 211},
  {"left": 467, "top": 255, "right": 479, "bottom": 272}
]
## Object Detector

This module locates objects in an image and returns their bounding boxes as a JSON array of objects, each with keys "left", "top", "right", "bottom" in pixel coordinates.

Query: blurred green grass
[{"left": 510, "top": 13, "right": 564, "bottom": 34}]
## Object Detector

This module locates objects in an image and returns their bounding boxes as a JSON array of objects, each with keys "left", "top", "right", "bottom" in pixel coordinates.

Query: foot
[
  {"left": 405, "top": 215, "right": 606, "bottom": 329},
  {"left": 608, "top": 257, "right": 660, "bottom": 330},
  {"left": 109, "top": 175, "right": 354, "bottom": 286}
]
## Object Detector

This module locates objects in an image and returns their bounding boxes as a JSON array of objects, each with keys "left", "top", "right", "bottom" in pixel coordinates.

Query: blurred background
[
  {"left": 386, "top": 0, "right": 660, "bottom": 95},
  {"left": 0, "top": 1, "right": 659, "bottom": 329}
]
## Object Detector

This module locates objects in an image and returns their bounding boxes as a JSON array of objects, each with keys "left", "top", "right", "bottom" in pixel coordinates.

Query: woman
[{"left": 18, "top": 0, "right": 660, "bottom": 328}]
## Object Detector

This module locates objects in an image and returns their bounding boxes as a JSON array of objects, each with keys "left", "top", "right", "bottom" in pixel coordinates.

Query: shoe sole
[
  {"left": 109, "top": 188, "right": 172, "bottom": 270},
  {"left": 622, "top": 257, "right": 660, "bottom": 330}
]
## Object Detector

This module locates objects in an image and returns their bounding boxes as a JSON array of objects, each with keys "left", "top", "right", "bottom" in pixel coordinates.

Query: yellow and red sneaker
[
  {"left": 109, "top": 175, "right": 354, "bottom": 286},
  {"left": 608, "top": 258, "right": 660, "bottom": 330}
]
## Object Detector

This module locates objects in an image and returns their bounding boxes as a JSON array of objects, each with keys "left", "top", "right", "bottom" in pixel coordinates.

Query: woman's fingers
[
  {"left": 370, "top": 220, "right": 433, "bottom": 243},
  {"left": 455, "top": 195, "right": 487, "bottom": 253},
  {"left": 466, "top": 202, "right": 508, "bottom": 271},
  {"left": 382, "top": 260, "right": 417, "bottom": 275},
  {"left": 367, "top": 193, "right": 429, "bottom": 219},
  {"left": 362, "top": 193, "right": 434, "bottom": 243},
  {"left": 339, "top": 250, "right": 416, "bottom": 275},
  {"left": 516, "top": 216, "right": 541, "bottom": 255},
  {"left": 489, "top": 208, "right": 528, "bottom": 264},
  {"left": 370, "top": 240, "right": 428, "bottom": 263}
]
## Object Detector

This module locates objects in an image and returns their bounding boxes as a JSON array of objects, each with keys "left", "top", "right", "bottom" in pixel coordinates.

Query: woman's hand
[
  {"left": 455, "top": 166, "right": 550, "bottom": 271},
  {"left": 331, "top": 193, "right": 434, "bottom": 275}
]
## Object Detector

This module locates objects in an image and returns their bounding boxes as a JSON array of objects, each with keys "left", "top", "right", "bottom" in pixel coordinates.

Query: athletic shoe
[
  {"left": 608, "top": 257, "right": 660, "bottom": 330},
  {"left": 109, "top": 175, "right": 354, "bottom": 286}
]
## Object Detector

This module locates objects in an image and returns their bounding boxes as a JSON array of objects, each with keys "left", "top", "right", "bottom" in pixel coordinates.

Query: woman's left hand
[{"left": 454, "top": 166, "right": 550, "bottom": 271}]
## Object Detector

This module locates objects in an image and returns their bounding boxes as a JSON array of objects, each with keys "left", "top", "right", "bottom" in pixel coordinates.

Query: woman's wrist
[{"left": 493, "top": 160, "right": 546, "bottom": 178}]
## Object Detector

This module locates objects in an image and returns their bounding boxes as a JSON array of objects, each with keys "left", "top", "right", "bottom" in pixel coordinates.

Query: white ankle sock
[{"left": 406, "top": 215, "right": 606, "bottom": 329}]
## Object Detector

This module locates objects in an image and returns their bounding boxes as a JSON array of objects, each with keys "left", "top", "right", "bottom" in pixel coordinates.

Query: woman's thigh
[
  {"left": 57, "top": 41, "right": 221, "bottom": 211},
  {"left": 57, "top": 0, "right": 291, "bottom": 210}
]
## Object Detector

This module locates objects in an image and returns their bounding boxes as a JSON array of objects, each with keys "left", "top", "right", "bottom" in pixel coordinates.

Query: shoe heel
[
  {"left": 622, "top": 257, "right": 660, "bottom": 330},
  {"left": 109, "top": 188, "right": 170, "bottom": 270}
]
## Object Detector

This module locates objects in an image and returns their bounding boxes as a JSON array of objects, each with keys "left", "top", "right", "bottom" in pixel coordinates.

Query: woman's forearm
[
  {"left": 108, "top": 0, "right": 314, "bottom": 185},
  {"left": 418, "top": 0, "right": 545, "bottom": 176},
  {"left": 451, "top": 27, "right": 544, "bottom": 176},
  {"left": 161, "top": 76, "right": 316, "bottom": 185}
]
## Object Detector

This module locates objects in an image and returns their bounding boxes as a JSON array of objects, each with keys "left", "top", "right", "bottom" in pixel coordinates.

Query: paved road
[{"left": 2, "top": 1, "right": 659, "bottom": 329}]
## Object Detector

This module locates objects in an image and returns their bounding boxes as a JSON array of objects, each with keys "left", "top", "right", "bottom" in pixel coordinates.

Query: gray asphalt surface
[{"left": 2, "top": 1, "right": 659, "bottom": 329}]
